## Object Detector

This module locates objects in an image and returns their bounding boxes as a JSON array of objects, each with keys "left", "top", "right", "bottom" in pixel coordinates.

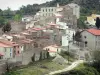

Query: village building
[
  {"left": 22, "top": 15, "right": 33, "bottom": 23},
  {"left": 67, "top": 3, "right": 80, "bottom": 19},
  {"left": 43, "top": 45, "right": 61, "bottom": 57},
  {"left": 0, "top": 40, "right": 19, "bottom": 59},
  {"left": 81, "top": 29, "right": 100, "bottom": 50},
  {"left": 40, "top": 7, "right": 57, "bottom": 18}
]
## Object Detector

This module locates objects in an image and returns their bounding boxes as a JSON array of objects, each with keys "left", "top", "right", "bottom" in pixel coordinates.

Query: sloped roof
[
  {"left": 0, "top": 42, "right": 12, "bottom": 47},
  {"left": 0, "top": 40, "right": 18, "bottom": 47},
  {"left": 86, "top": 29, "right": 100, "bottom": 36}
]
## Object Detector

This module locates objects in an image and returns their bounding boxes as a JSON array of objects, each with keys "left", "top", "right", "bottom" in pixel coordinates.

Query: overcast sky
[{"left": 0, "top": 0, "right": 52, "bottom": 10}]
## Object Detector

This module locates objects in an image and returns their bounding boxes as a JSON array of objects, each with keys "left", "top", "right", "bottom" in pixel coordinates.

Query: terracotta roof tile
[
  {"left": 87, "top": 29, "right": 100, "bottom": 36},
  {"left": 0, "top": 40, "right": 18, "bottom": 47},
  {"left": 47, "top": 23, "right": 60, "bottom": 26},
  {"left": 0, "top": 43, "right": 12, "bottom": 47},
  {"left": 28, "top": 29, "right": 37, "bottom": 32},
  {"left": 48, "top": 50, "right": 56, "bottom": 53},
  {"left": 21, "top": 32, "right": 31, "bottom": 35},
  {"left": 20, "top": 39, "right": 33, "bottom": 44},
  {"left": 32, "top": 28, "right": 45, "bottom": 31}
]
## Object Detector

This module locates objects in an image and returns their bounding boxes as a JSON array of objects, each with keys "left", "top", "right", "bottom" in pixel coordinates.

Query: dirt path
[{"left": 46, "top": 60, "right": 84, "bottom": 75}]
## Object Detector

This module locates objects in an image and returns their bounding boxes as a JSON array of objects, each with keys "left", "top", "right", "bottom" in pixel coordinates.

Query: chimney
[{"left": 57, "top": 3, "right": 60, "bottom": 7}]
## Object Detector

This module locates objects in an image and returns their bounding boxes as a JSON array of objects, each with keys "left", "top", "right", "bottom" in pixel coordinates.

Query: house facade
[
  {"left": 81, "top": 29, "right": 100, "bottom": 50},
  {"left": 40, "top": 7, "right": 57, "bottom": 17},
  {"left": 0, "top": 44, "right": 13, "bottom": 59},
  {"left": 67, "top": 3, "right": 80, "bottom": 19}
]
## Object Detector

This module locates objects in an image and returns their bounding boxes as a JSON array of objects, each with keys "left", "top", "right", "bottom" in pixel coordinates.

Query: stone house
[
  {"left": 81, "top": 29, "right": 100, "bottom": 50},
  {"left": 19, "top": 39, "right": 33, "bottom": 52},
  {"left": 43, "top": 45, "right": 61, "bottom": 57},
  {"left": 0, "top": 40, "right": 19, "bottom": 59},
  {"left": 67, "top": 3, "right": 80, "bottom": 19},
  {"left": 56, "top": 5, "right": 77, "bottom": 30}
]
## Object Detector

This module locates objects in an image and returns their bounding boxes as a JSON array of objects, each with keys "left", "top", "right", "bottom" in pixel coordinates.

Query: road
[{"left": 46, "top": 60, "right": 84, "bottom": 75}]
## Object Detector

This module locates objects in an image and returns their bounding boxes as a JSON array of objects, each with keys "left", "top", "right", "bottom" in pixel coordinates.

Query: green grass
[
  {"left": 4, "top": 53, "right": 75, "bottom": 75},
  {"left": 74, "top": 63, "right": 86, "bottom": 70},
  {"left": 60, "top": 52, "right": 75, "bottom": 62},
  {"left": 6, "top": 58, "right": 67, "bottom": 75}
]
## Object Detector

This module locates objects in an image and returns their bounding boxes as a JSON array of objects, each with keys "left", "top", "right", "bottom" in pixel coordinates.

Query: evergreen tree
[
  {"left": 95, "top": 17, "right": 100, "bottom": 29},
  {"left": 74, "top": 31, "right": 82, "bottom": 46},
  {"left": 2, "top": 22, "right": 11, "bottom": 33}
]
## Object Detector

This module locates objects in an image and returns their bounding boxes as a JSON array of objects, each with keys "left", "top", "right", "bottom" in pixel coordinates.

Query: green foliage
[
  {"left": 18, "top": 4, "right": 40, "bottom": 15},
  {"left": 95, "top": 17, "right": 100, "bottom": 29},
  {"left": 80, "top": 0, "right": 100, "bottom": 16},
  {"left": 93, "top": 50, "right": 100, "bottom": 62},
  {"left": 56, "top": 64, "right": 100, "bottom": 75},
  {"left": 77, "top": 16, "right": 87, "bottom": 29},
  {"left": 0, "top": 16, "right": 6, "bottom": 27},
  {"left": 2, "top": 22, "right": 11, "bottom": 33},
  {"left": 13, "top": 14, "right": 22, "bottom": 21},
  {"left": 74, "top": 31, "right": 82, "bottom": 42}
]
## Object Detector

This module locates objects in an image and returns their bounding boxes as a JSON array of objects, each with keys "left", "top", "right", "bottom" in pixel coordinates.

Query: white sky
[{"left": 0, "top": 0, "right": 52, "bottom": 10}]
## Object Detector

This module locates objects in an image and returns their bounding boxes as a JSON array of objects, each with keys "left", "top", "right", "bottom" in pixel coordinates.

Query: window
[
  {"left": 8, "top": 39, "right": 10, "bottom": 41},
  {"left": 42, "top": 9, "right": 44, "bottom": 12},
  {"left": 49, "top": 9, "right": 50, "bottom": 12},
  {"left": 10, "top": 48, "right": 12, "bottom": 52},
  {"left": 10, "top": 53, "right": 12, "bottom": 57},
  {"left": 84, "top": 36, "right": 86, "bottom": 38},
  {"left": 85, "top": 41, "right": 88, "bottom": 47},
  {"left": 46, "top": 13, "right": 47, "bottom": 16},
  {"left": 21, "top": 46, "right": 23, "bottom": 48},
  {"left": 18, "top": 51, "right": 19, "bottom": 54},
  {"left": 96, "top": 41, "right": 97, "bottom": 45},
  {"left": 52, "top": 9, "right": 53, "bottom": 12},
  {"left": 14, "top": 46, "right": 16, "bottom": 48},
  {"left": 5, "top": 48, "right": 7, "bottom": 52},
  {"left": 46, "top": 9, "right": 47, "bottom": 12}
]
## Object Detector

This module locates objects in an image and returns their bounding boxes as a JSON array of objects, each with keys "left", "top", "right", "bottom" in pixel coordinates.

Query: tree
[
  {"left": 31, "top": 54, "right": 35, "bottom": 62},
  {"left": 77, "top": 16, "right": 87, "bottom": 29},
  {"left": 2, "top": 22, "right": 11, "bottom": 33},
  {"left": 92, "top": 50, "right": 100, "bottom": 72},
  {"left": 95, "top": 17, "right": 100, "bottom": 29},
  {"left": 74, "top": 31, "right": 82, "bottom": 46},
  {"left": 13, "top": 14, "right": 22, "bottom": 22},
  {"left": 0, "top": 16, "right": 5, "bottom": 27},
  {"left": 93, "top": 50, "right": 100, "bottom": 62}
]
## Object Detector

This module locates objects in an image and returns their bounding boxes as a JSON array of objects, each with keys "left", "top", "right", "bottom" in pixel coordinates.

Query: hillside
[{"left": 16, "top": 0, "right": 100, "bottom": 16}]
